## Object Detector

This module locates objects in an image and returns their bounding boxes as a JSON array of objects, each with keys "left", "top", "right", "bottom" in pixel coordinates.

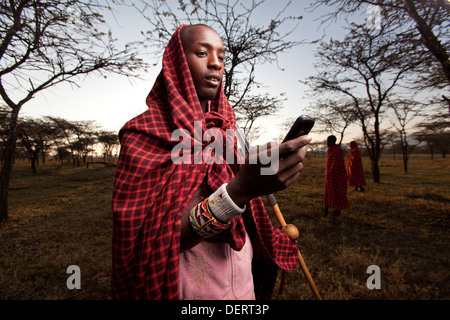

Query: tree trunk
[
  {"left": 0, "top": 150, "right": 14, "bottom": 221},
  {"left": 405, "top": 0, "right": 450, "bottom": 83},
  {"left": 0, "top": 108, "right": 20, "bottom": 222},
  {"left": 372, "top": 117, "right": 381, "bottom": 183},
  {"left": 31, "top": 154, "right": 38, "bottom": 174},
  {"left": 403, "top": 155, "right": 408, "bottom": 173},
  {"left": 371, "top": 156, "right": 380, "bottom": 183},
  {"left": 401, "top": 136, "right": 409, "bottom": 173},
  {"left": 404, "top": 0, "right": 450, "bottom": 85},
  {"left": 443, "top": 95, "right": 450, "bottom": 114}
]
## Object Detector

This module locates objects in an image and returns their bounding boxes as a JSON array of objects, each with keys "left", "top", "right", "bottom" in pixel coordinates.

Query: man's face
[
  {"left": 327, "top": 137, "right": 335, "bottom": 147},
  {"left": 182, "top": 26, "right": 225, "bottom": 109}
]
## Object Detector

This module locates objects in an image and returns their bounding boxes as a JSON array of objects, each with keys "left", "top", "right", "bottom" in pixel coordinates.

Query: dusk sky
[{"left": 18, "top": 1, "right": 376, "bottom": 145}]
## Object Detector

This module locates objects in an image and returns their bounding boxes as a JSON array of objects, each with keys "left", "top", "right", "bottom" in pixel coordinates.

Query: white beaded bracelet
[
  {"left": 207, "top": 183, "right": 246, "bottom": 223},
  {"left": 188, "top": 183, "right": 246, "bottom": 238}
]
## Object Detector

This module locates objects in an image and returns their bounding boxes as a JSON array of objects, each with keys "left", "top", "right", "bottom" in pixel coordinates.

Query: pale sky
[{"left": 17, "top": 1, "right": 372, "bottom": 145}]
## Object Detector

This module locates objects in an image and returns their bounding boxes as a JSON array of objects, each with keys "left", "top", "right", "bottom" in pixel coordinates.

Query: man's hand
[{"left": 227, "top": 134, "right": 312, "bottom": 208}]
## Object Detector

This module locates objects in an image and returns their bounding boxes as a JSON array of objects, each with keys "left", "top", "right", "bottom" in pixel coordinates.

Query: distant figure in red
[
  {"left": 323, "top": 135, "right": 349, "bottom": 217},
  {"left": 346, "top": 141, "right": 366, "bottom": 192}
]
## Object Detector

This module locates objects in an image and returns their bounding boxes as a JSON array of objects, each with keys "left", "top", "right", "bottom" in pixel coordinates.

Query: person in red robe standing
[
  {"left": 346, "top": 141, "right": 366, "bottom": 192},
  {"left": 111, "top": 24, "right": 311, "bottom": 300},
  {"left": 323, "top": 135, "right": 349, "bottom": 217}
]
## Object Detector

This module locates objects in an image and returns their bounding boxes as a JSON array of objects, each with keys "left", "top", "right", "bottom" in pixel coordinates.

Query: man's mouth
[{"left": 205, "top": 76, "right": 221, "bottom": 86}]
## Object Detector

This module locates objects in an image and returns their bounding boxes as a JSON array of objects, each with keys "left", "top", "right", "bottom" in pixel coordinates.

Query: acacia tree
[
  {"left": 303, "top": 21, "right": 422, "bottom": 182},
  {"left": 45, "top": 117, "right": 97, "bottom": 166},
  {"left": 45, "top": 116, "right": 76, "bottom": 164},
  {"left": 387, "top": 98, "right": 422, "bottom": 173},
  {"left": 416, "top": 113, "right": 450, "bottom": 158},
  {"left": 16, "top": 117, "right": 55, "bottom": 174},
  {"left": 305, "top": 98, "right": 360, "bottom": 145},
  {"left": 0, "top": 1, "right": 148, "bottom": 221},
  {"left": 97, "top": 130, "right": 119, "bottom": 162},
  {"left": 69, "top": 120, "right": 99, "bottom": 166},
  {"left": 234, "top": 92, "right": 286, "bottom": 135},
  {"left": 310, "top": 0, "right": 450, "bottom": 108},
  {"left": 133, "top": 0, "right": 303, "bottom": 134}
]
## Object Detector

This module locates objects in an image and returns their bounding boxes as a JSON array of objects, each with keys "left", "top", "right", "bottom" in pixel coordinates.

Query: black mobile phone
[{"left": 282, "top": 115, "right": 315, "bottom": 143}]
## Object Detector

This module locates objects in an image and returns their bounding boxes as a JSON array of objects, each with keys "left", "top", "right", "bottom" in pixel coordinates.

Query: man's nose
[{"left": 208, "top": 55, "right": 222, "bottom": 71}]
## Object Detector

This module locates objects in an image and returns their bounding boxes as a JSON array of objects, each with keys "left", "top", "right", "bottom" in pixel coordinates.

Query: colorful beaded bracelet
[{"left": 189, "top": 198, "right": 230, "bottom": 238}]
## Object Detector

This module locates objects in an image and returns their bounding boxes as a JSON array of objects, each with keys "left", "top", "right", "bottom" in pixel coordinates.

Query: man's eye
[{"left": 196, "top": 52, "right": 207, "bottom": 57}]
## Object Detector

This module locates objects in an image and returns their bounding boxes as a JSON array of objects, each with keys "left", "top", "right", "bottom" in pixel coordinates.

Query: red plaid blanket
[
  {"left": 324, "top": 144, "right": 349, "bottom": 210},
  {"left": 112, "top": 25, "right": 297, "bottom": 300}
]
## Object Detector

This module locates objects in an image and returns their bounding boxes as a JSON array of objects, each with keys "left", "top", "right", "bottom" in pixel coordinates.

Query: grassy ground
[
  {"left": 0, "top": 162, "right": 114, "bottom": 299},
  {"left": 0, "top": 155, "right": 448, "bottom": 300},
  {"left": 270, "top": 154, "right": 450, "bottom": 300}
]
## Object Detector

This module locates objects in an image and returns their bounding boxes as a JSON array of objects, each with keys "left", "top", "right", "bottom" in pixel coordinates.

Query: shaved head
[{"left": 180, "top": 24, "right": 220, "bottom": 50}]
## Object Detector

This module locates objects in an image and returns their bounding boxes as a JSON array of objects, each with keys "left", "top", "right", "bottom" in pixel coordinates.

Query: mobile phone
[{"left": 282, "top": 115, "right": 315, "bottom": 143}]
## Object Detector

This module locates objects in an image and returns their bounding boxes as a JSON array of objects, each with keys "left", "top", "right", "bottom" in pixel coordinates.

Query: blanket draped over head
[
  {"left": 324, "top": 144, "right": 349, "bottom": 211},
  {"left": 346, "top": 142, "right": 366, "bottom": 187},
  {"left": 112, "top": 25, "right": 298, "bottom": 300}
]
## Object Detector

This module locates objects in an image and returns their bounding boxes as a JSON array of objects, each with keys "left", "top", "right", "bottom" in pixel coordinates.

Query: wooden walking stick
[{"left": 267, "top": 194, "right": 323, "bottom": 300}]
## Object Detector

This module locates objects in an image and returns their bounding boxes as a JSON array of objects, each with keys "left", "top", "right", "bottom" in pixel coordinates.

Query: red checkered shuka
[
  {"left": 324, "top": 144, "right": 349, "bottom": 210},
  {"left": 112, "top": 25, "right": 298, "bottom": 300}
]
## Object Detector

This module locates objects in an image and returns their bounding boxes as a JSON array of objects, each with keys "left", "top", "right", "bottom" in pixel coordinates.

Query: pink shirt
[{"left": 178, "top": 231, "right": 255, "bottom": 300}]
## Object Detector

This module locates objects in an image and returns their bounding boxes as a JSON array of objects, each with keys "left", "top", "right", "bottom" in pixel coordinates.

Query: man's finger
[{"left": 279, "top": 135, "right": 312, "bottom": 158}]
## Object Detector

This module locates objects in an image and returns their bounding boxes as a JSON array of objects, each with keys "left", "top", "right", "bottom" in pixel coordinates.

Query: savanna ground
[{"left": 0, "top": 154, "right": 448, "bottom": 300}]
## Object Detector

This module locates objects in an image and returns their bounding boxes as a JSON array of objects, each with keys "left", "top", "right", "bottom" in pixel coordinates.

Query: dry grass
[
  {"left": 0, "top": 162, "right": 114, "bottom": 299},
  {"left": 0, "top": 155, "right": 448, "bottom": 300},
  {"left": 270, "top": 154, "right": 450, "bottom": 300}
]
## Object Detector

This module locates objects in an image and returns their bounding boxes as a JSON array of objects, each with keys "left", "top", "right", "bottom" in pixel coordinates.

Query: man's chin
[{"left": 199, "top": 92, "right": 220, "bottom": 103}]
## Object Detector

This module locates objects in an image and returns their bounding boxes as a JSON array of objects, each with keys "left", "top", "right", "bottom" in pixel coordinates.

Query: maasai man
[
  {"left": 323, "top": 135, "right": 349, "bottom": 217},
  {"left": 346, "top": 141, "right": 366, "bottom": 192},
  {"left": 112, "top": 24, "right": 312, "bottom": 300}
]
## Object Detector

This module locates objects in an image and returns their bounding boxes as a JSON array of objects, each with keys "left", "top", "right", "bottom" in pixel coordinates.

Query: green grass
[{"left": 0, "top": 155, "right": 448, "bottom": 300}]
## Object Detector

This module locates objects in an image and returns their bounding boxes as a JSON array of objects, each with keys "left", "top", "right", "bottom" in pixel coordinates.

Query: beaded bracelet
[
  {"left": 188, "top": 183, "right": 246, "bottom": 238},
  {"left": 189, "top": 198, "right": 230, "bottom": 238},
  {"left": 207, "top": 183, "right": 246, "bottom": 222}
]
